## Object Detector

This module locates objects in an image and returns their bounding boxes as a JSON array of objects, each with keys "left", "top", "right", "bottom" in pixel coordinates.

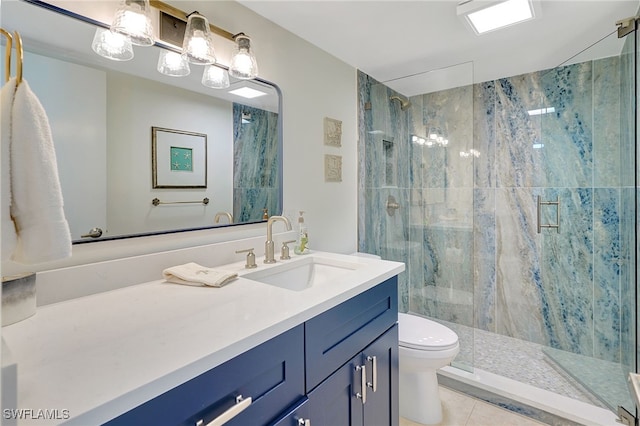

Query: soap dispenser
[{"left": 294, "top": 211, "right": 310, "bottom": 255}]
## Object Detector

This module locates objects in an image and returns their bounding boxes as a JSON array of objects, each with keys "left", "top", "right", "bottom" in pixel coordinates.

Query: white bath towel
[
  {"left": 1, "top": 77, "right": 18, "bottom": 261},
  {"left": 163, "top": 262, "right": 238, "bottom": 287},
  {"left": 10, "top": 79, "right": 71, "bottom": 264}
]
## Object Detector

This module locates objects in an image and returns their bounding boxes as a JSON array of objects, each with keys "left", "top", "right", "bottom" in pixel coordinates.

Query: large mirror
[{"left": 2, "top": 0, "right": 282, "bottom": 242}]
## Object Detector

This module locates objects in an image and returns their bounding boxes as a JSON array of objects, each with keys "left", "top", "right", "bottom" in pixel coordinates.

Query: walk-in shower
[{"left": 357, "top": 16, "right": 638, "bottom": 426}]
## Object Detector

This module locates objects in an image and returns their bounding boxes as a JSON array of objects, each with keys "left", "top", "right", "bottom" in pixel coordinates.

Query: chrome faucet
[
  {"left": 264, "top": 215, "right": 292, "bottom": 263},
  {"left": 214, "top": 211, "right": 233, "bottom": 224}
]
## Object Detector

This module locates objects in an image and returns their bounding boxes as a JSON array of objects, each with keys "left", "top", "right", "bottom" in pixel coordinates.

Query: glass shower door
[{"left": 538, "top": 28, "right": 637, "bottom": 414}]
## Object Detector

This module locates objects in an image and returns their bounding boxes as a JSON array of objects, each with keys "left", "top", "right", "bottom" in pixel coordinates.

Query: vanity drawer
[
  {"left": 104, "top": 324, "right": 304, "bottom": 426},
  {"left": 304, "top": 276, "right": 398, "bottom": 391}
]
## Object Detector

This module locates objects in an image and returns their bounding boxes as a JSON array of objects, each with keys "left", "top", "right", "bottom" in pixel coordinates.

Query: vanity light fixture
[
  {"left": 110, "top": 0, "right": 154, "bottom": 46},
  {"left": 229, "top": 34, "right": 259, "bottom": 79},
  {"left": 91, "top": 27, "right": 134, "bottom": 61},
  {"left": 202, "top": 64, "right": 230, "bottom": 88},
  {"left": 92, "top": 0, "right": 260, "bottom": 83},
  {"left": 157, "top": 50, "right": 190, "bottom": 76},
  {"left": 457, "top": 0, "right": 537, "bottom": 35}
]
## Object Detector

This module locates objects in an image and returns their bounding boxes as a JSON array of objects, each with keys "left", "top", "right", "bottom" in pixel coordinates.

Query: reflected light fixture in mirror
[
  {"left": 202, "top": 64, "right": 230, "bottom": 88},
  {"left": 182, "top": 12, "right": 217, "bottom": 65},
  {"left": 110, "top": 0, "right": 154, "bottom": 46},
  {"left": 91, "top": 27, "right": 134, "bottom": 61},
  {"left": 229, "top": 34, "right": 258, "bottom": 79},
  {"left": 157, "top": 50, "right": 190, "bottom": 76}
]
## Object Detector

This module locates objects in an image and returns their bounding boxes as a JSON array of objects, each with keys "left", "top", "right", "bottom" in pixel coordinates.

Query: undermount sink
[{"left": 242, "top": 255, "right": 363, "bottom": 291}]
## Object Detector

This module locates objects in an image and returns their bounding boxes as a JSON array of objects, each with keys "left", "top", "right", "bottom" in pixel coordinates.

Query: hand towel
[
  {"left": 10, "top": 79, "right": 71, "bottom": 264},
  {"left": 1, "top": 77, "right": 18, "bottom": 261},
  {"left": 163, "top": 262, "right": 238, "bottom": 287}
]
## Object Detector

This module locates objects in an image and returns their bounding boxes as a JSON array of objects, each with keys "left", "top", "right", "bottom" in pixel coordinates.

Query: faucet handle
[
  {"left": 280, "top": 240, "right": 296, "bottom": 260},
  {"left": 236, "top": 248, "right": 257, "bottom": 269}
]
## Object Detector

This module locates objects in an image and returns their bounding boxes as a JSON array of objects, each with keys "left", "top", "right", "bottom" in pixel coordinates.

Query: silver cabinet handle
[
  {"left": 297, "top": 418, "right": 311, "bottom": 426},
  {"left": 81, "top": 227, "right": 103, "bottom": 238},
  {"left": 355, "top": 365, "right": 367, "bottom": 404},
  {"left": 204, "top": 395, "right": 252, "bottom": 426},
  {"left": 366, "top": 355, "right": 377, "bottom": 392}
]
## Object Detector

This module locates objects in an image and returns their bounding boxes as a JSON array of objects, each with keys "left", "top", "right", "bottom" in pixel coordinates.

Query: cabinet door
[
  {"left": 362, "top": 325, "right": 399, "bottom": 426},
  {"left": 305, "top": 277, "right": 398, "bottom": 391},
  {"left": 307, "top": 356, "right": 364, "bottom": 426}
]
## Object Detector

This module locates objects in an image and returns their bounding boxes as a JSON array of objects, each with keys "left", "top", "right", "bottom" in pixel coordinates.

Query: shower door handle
[{"left": 537, "top": 196, "right": 560, "bottom": 234}]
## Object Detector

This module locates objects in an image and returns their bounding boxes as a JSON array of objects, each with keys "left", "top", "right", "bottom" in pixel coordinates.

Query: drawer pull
[
  {"left": 297, "top": 418, "right": 311, "bottom": 426},
  {"left": 205, "top": 395, "right": 252, "bottom": 426},
  {"left": 366, "top": 355, "right": 377, "bottom": 392},
  {"left": 355, "top": 365, "right": 367, "bottom": 404}
]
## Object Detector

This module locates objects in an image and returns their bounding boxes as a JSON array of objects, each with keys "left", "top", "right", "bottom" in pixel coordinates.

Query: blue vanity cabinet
[
  {"left": 306, "top": 325, "right": 399, "bottom": 426},
  {"left": 304, "top": 276, "right": 399, "bottom": 426},
  {"left": 102, "top": 275, "right": 399, "bottom": 426},
  {"left": 103, "top": 325, "right": 304, "bottom": 426}
]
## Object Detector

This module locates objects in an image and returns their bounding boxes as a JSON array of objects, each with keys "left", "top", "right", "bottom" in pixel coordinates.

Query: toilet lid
[{"left": 398, "top": 313, "right": 459, "bottom": 351}]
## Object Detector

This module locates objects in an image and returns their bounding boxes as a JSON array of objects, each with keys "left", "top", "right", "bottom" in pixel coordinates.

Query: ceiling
[{"left": 239, "top": 0, "right": 640, "bottom": 95}]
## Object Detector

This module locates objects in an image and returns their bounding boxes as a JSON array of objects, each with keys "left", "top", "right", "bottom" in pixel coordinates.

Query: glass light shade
[
  {"left": 157, "top": 50, "right": 190, "bottom": 77},
  {"left": 229, "top": 35, "right": 258, "bottom": 79},
  {"left": 201, "top": 65, "right": 230, "bottom": 89},
  {"left": 182, "top": 13, "right": 216, "bottom": 65},
  {"left": 110, "top": 0, "right": 154, "bottom": 46},
  {"left": 91, "top": 27, "right": 134, "bottom": 61}
]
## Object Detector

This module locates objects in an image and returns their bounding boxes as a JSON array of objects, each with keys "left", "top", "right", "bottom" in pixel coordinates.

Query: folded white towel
[
  {"left": 1, "top": 77, "right": 18, "bottom": 261},
  {"left": 163, "top": 262, "right": 238, "bottom": 287},
  {"left": 10, "top": 79, "right": 72, "bottom": 264}
]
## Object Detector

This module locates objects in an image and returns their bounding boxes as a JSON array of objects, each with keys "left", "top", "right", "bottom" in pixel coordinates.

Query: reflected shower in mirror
[{"left": 2, "top": 0, "right": 282, "bottom": 242}]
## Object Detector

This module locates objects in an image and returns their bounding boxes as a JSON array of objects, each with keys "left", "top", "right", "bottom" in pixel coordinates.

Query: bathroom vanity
[{"left": 1, "top": 250, "right": 403, "bottom": 425}]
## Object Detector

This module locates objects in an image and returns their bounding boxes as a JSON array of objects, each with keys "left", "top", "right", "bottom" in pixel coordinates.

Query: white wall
[
  {"left": 2, "top": 0, "right": 357, "bottom": 275},
  {"left": 107, "top": 72, "right": 233, "bottom": 237}
]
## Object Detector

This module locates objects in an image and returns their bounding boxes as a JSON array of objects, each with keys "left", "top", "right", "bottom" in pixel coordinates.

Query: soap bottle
[{"left": 294, "top": 211, "right": 310, "bottom": 255}]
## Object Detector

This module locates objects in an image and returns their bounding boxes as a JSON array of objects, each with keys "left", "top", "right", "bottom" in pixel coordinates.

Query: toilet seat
[{"left": 398, "top": 313, "right": 459, "bottom": 351}]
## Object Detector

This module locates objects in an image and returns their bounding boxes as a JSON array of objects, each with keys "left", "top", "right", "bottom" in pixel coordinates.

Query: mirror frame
[{"left": 17, "top": 0, "right": 283, "bottom": 244}]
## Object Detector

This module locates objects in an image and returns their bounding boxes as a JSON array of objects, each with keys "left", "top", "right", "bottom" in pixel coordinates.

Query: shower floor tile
[{"left": 428, "top": 317, "right": 608, "bottom": 409}]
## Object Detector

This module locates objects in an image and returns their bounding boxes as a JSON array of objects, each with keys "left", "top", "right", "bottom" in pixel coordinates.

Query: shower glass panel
[
  {"left": 536, "top": 29, "right": 637, "bottom": 413},
  {"left": 357, "top": 62, "right": 475, "bottom": 372}
]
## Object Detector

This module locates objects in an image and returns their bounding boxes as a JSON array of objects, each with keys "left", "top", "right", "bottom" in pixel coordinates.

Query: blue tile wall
[
  {"left": 358, "top": 47, "right": 634, "bottom": 366},
  {"left": 232, "top": 103, "right": 280, "bottom": 223}
]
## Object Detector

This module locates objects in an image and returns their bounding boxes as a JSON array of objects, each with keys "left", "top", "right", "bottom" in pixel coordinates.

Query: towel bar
[{"left": 152, "top": 197, "right": 209, "bottom": 206}]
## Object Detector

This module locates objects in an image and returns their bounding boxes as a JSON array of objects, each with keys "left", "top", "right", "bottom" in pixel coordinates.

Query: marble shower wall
[
  {"left": 233, "top": 103, "right": 280, "bottom": 223},
  {"left": 357, "top": 72, "right": 413, "bottom": 312},
  {"left": 358, "top": 52, "right": 634, "bottom": 365},
  {"left": 478, "top": 57, "right": 631, "bottom": 363}
]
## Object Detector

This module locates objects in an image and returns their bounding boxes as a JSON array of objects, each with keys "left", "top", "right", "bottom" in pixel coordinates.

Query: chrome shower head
[{"left": 390, "top": 95, "right": 411, "bottom": 111}]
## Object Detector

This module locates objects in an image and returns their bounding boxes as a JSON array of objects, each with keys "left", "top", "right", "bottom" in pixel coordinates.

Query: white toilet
[{"left": 398, "top": 312, "right": 460, "bottom": 425}]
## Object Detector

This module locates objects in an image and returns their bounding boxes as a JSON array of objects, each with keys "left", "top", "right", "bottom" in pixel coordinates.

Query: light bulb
[
  {"left": 202, "top": 65, "right": 230, "bottom": 89},
  {"left": 157, "top": 50, "right": 190, "bottom": 76},
  {"left": 91, "top": 27, "right": 134, "bottom": 61},
  {"left": 229, "top": 35, "right": 258, "bottom": 79},
  {"left": 182, "top": 13, "right": 216, "bottom": 65},
  {"left": 110, "top": 0, "right": 153, "bottom": 46}
]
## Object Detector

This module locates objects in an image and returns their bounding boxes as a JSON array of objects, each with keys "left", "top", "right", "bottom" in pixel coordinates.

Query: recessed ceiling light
[
  {"left": 458, "top": 0, "right": 537, "bottom": 35},
  {"left": 228, "top": 86, "right": 268, "bottom": 99}
]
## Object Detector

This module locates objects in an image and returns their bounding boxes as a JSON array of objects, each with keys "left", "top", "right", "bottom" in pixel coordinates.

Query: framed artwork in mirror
[{"left": 152, "top": 127, "right": 208, "bottom": 188}]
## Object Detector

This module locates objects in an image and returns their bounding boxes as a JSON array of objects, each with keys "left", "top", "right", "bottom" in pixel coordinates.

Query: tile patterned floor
[{"left": 400, "top": 386, "right": 549, "bottom": 426}]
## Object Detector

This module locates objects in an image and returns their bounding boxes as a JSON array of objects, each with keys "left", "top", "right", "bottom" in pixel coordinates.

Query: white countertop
[{"left": 2, "top": 251, "right": 404, "bottom": 425}]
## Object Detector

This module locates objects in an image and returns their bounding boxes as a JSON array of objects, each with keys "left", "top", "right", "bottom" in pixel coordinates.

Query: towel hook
[{"left": 0, "top": 28, "right": 23, "bottom": 86}]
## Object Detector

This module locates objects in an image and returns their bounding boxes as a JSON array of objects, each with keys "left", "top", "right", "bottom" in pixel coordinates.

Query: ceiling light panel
[{"left": 458, "top": 0, "right": 537, "bottom": 35}]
